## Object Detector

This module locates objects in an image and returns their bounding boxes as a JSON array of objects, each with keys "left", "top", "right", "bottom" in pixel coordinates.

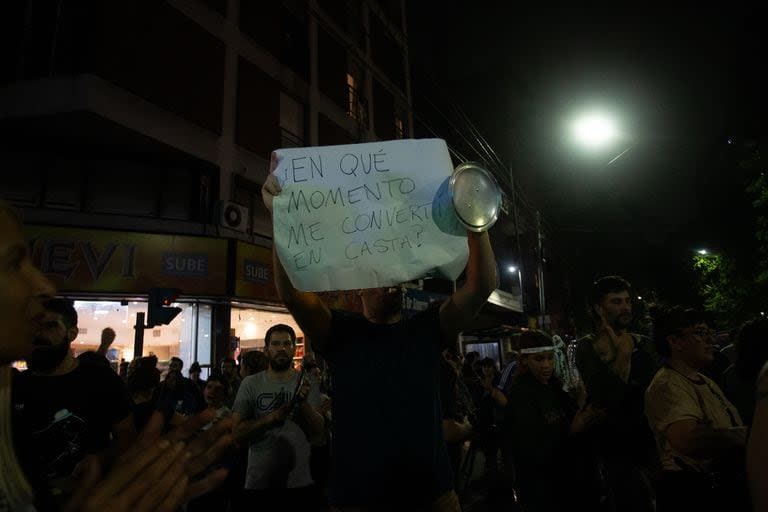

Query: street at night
[{"left": 1, "top": 2, "right": 767, "bottom": 511}]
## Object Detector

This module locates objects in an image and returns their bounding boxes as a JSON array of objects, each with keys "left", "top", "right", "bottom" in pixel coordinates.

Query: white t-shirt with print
[{"left": 233, "top": 371, "right": 321, "bottom": 489}]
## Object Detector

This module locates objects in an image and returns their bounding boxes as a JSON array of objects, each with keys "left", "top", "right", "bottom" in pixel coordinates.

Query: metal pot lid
[{"left": 449, "top": 162, "right": 502, "bottom": 232}]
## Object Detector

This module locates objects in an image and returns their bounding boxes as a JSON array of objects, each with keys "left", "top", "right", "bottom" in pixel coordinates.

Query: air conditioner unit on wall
[{"left": 218, "top": 201, "right": 249, "bottom": 233}]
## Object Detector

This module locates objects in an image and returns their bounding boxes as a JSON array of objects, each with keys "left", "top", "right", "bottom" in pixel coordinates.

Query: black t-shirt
[
  {"left": 504, "top": 373, "right": 576, "bottom": 473},
  {"left": 12, "top": 361, "right": 133, "bottom": 496},
  {"left": 575, "top": 333, "right": 659, "bottom": 462},
  {"left": 503, "top": 373, "right": 599, "bottom": 509},
  {"left": 316, "top": 308, "right": 453, "bottom": 507}
]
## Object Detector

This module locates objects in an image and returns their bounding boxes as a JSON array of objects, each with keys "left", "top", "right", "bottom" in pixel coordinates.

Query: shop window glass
[
  {"left": 196, "top": 305, "right": 213, "bottom": 368},
  {"left": 63, "top": 300, "right": 212, "bottom": 374}
]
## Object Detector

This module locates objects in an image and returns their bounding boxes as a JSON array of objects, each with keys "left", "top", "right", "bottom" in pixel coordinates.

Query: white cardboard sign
[{"left": 271, "top": 139, "right": 468, "bottom": 292}]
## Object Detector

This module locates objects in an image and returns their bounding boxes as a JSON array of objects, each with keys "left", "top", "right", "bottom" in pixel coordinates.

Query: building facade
[{"left": 1, "top": 0, "right": 412, "bottom": 372}]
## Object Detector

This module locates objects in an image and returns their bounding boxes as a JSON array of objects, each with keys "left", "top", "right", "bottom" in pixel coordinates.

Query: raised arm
[
  {"left": 263, "top": 161, "right": 333, "bottom": 353},
  {"left": 439, "top": 231, "right": 497, "bottom": 339}
]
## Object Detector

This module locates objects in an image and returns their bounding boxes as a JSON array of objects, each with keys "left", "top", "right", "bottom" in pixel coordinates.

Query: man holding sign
[{"left": 262, "top": 139, "right": 497, "bottom": 511}]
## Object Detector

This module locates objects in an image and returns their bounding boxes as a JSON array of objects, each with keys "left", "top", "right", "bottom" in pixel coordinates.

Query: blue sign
[
  {"left": 244, "top": 260, "right": 271, "bottom": 283},
  {"left": 161, "top": 253, "right": 209, "bottom": 277}
]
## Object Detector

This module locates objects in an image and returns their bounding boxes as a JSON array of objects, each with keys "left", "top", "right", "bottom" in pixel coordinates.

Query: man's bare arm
[
  {"left": 272, "top": 246, "right": 333, "bottom": 353},
  {"left": 439, "top": 231, "right": 497, "bottom": 340}
]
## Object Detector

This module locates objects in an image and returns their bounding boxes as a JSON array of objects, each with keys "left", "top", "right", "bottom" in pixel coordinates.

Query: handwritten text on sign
[{"left": 272, "top": 139, "right": 468, "bottom": 291}]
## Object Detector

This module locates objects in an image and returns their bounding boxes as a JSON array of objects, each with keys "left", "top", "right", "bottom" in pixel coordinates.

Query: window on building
[
  {"left": 232, "top": 175, "right": 272, "bottom": 237},
  {"left": 236, "top": 57, "right": 280, "bottom": 158},
  {"left": 347, "top": 74, "right": 358, "bottom": 118},
  {"left": 395, "top": 115, "right": 405, "bottom": 139},
  {"left": 280, "top": 8, "right": 310, "bottom": 81},
  {"left": 317, "top": 0, "right": 364, "bottom": 49},
  {"left": 240, "top": 3, "right": 280, "bottom": 56},
  {"left": 318, "top": 28, "right": 348, "bottom": 110},
  {"left": 372, "top": 79, "right": 396, "bottom": 140},
  {"left": 346, "top": 72, "right": 368, "bottom": 127},
  {"left": 318, "top": 113, "right": 356, "bottom": 146},
  {"left": 1, "top": 151, "right": 213, "bottom": 222},
  {"left": 370, "top": 15, "right": 405, "bottom": 91},
  {"left": 280, "top": 92, "right": 306, "bottom": 148},
  {"left": 95, "top": 3, "right": 225, "bottom": 134},
  {"left": 86, "top": 161, "right": 159, "bottom": 217}
]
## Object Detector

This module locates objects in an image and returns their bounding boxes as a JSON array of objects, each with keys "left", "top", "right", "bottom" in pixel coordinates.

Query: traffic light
[{"left": 147, "top": 288, "right": 182, "bottom": 327}]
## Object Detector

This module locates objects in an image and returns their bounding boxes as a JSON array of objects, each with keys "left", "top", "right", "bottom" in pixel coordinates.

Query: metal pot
[{"left": 449, "top": 162, "right": 502, "bottom": 232}]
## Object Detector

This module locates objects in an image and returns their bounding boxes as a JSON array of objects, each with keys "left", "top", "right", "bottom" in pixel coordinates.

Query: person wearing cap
[
  {"left": 261, "top": 165, "right": 497, "bottom": 510},
  {"left": 189, "top": 361, "right": 207, "bottom": 391},
  {"left": 503, "top": 330, "right": 606, "bottom": 511}
]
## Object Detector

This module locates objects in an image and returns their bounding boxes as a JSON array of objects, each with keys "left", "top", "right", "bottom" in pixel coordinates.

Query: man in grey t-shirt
[{"left": 232, "top": 324, "right": 324, "bottom": 509}]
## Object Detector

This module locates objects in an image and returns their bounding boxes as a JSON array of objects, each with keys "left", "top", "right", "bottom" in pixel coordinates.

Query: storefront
[
  {"left": 24, "top": 224, "right": 364, "bottom": 372},
  {"left": 25, "top": 225, "right": 519, "bottom": 372}
]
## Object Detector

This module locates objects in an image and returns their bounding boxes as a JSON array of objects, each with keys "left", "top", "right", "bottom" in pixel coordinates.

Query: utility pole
[
  {"left": 536, "top": 210, "right": 546, "bottom": 328},
  {"left": 509, "top": 167, "right": 524, "bottom": 309}
]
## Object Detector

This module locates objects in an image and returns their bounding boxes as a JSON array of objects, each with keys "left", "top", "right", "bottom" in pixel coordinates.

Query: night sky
[{"left": 407, "top": 4, "right": 767, "bottom": 309}]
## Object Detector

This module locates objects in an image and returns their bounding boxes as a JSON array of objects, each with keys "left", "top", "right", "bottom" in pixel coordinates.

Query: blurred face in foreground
[{"left": 0, "top": 211, "right": 55, "bottom": 364}]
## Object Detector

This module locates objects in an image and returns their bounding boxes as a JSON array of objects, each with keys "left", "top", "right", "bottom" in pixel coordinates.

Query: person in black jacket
[{"left": 503, "top": 330, "right": 605, "bottom": 512}]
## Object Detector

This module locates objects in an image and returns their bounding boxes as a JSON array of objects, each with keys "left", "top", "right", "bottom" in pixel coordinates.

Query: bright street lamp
[
  {"left": 569, "top": 112, "right": 620, "bottom": 150},
  {"left": 697, "top": 249, "right": 709, "bottom": 255},
  {"left": 567, "top": 110, "right": 634, "bottom": 166},
  {"left": 507, "top": 265, "right": 517, "bottom": 273}
]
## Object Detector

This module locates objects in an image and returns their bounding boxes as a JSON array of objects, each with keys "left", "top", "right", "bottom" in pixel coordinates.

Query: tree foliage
[{"left": 692, "top": 138, "right": 768, "bottom": 327}]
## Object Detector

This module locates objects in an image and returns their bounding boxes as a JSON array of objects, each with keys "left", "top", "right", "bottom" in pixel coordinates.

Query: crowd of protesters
[{"left": 3, "top": 189, "right": 768, "bottom": 512}]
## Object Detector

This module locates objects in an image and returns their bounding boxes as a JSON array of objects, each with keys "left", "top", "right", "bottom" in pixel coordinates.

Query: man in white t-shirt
[
  {"left": 232, "top": 324, "right": 324, "bottom": 510},
  {"left": 645, "top": 306, "right": 748, "bottom": 512}
]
